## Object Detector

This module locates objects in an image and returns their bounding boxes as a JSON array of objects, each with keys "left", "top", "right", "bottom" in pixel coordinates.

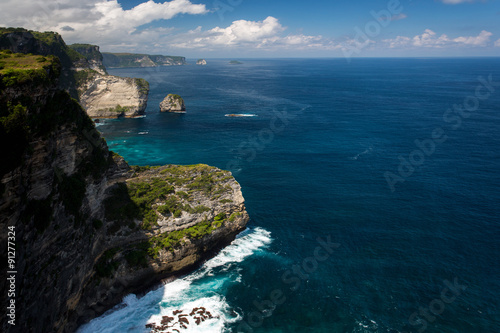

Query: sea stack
[
  {"left": 196, "top": 59, "right": 207, "bottom": 65},
  {"left": 160, "top": 94, "right": 186, "bottom": 113}
]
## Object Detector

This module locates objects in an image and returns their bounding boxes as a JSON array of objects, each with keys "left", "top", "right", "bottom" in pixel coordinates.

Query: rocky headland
[
  {"left": 0, "top": 28, "right": 150, "bottom": 119},
  {"left": 196, "top": 59, "right": 207, "bottom": 65},
  {"left": 102, "top": 53, "right": 186, "bottom": 68},
  {"left": 0, "top": 29, "right": 249, "bottom": 333},
  {"left": 160, "top": 94, "right": 186, "bottom": 113}
]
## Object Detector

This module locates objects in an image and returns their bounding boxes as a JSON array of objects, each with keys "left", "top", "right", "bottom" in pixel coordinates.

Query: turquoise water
[{"left": 79, "top": 58, "right": 500, "bottom": 332}]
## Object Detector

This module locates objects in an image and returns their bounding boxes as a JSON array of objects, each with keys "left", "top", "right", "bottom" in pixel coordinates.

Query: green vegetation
[
  {"left": 111, "top": 105, "right": 131, "bottom": 113},
  {"left": 169, "top": 94, "right": 183, "bottom": 101},
  {"left": 104, "top": 178, "right": 176, "bottom": 230},
  {"left": 125, "top": 248, "right": 148, "bottom": 268},
  {"left": 94, "top": 248, "right": 120, "bottom": 278},
  {"left": 68, "top": 44, "right": 102, "bottom": 62},
  {"left": 0, "top": 50, "right": 59, "bottom": 85},
  {"left": 229, "top": 212, "right": 242, "bottom": 222},
  {"left": 148, "top": 213, "right": 227, "bottom": 258},
  {"left": 73, "top": 69, "right": 98, "bottom": 88},
  {"left": 135, "top": 78, "right": 149, "bottom": 95}
]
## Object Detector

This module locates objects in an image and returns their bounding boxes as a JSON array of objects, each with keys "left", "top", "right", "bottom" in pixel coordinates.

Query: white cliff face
[
  {"left": 159, "top": 94, "right": 186, "bottom": 113},
  {"left": 196, "top": 59, "right": 207, "bottom": 65},
  {"left": 79, "top": 74, "right": 149, "bottom": 118}
]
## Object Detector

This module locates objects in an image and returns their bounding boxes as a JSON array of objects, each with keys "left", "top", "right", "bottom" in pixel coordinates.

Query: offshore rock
[{"left": 160, "top": 94, "right": 186, "bottom": 113}]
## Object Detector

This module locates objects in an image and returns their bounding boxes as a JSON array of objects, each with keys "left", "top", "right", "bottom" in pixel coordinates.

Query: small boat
[{"left": 224, "top": 113, "right": 257, "bottom": 117}]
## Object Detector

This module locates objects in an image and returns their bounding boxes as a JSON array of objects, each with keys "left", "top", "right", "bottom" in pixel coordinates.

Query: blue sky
[{"left": 1, "top": 0, "right": 499, "bottom": 57}]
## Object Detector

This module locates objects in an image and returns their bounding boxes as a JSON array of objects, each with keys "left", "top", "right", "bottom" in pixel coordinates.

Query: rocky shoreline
[{"left": 0, "top": 28, "right": 249, "bottom": 333}]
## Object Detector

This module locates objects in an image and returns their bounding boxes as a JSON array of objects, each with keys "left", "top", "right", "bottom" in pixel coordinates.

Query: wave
[
  {"left": 77, "top": 227, "right": 272, "bottom": 333},
  {"left": 224, "top": 114, "right": 257, "bottom": 117},
  {"left": 349, "top": 147, "right": 373, "bottom": 160}
]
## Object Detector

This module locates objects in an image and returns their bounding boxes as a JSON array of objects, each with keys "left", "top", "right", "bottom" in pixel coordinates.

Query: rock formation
[
  {"left": 0, "top": 28, "right": 150, "bottom": 119},
  {"left": 69, "top": 44, "right": 107, "bottom": 75},
  {"left": 102, "top": 53, "right": 186, "bottom": 68},
  {"left": 160, "top": 94, "right": 186, "bottom": 113},
  {"left": 77, "top": 74, "right": 149, "bottom": 118},
  {"left": 0, "top": 35, "right": 248, "bottom": 333},
  {"left": 196, "top": 59, "right": 207, "bottom": 65}
]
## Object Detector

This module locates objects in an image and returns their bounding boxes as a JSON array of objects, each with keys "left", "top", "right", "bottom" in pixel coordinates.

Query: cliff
[
  {"left": 0, "top": 50, "right": 248, "bottom": 333},
  {"left": 76, "top": 72, "right": 149, "bottom": 118},
  {"left": 102, "top": 53, "right": 186, "bottom": 68},
  {"left": 69, "top": 44, "right": 107, "bottom": 75},
  {"left": 0, "top": 28, "right": 150, "bottom": 119}
]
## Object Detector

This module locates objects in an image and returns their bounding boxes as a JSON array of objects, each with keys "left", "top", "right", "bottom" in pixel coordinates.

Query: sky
[{"left": 1, "top": 0, "right": 499, "bottom": 58}]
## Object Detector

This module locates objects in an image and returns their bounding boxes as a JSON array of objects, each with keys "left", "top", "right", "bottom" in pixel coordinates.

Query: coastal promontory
[
  {"left": 0, "top": 28, "right": 248, "bottom": 333},
  {"left": 160, "top": 93, "right": 186, "bottom": 113}
]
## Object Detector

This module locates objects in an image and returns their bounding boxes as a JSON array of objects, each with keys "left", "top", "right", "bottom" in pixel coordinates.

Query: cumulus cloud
[
  {"left": 495, "top": 39, "right": 500, "bottom": 47},
  {"left": 384, "top": 29, "right": 493, "bottom": 48},
  {"left": 167, "top": 16, "right": 342, "bottom": 52},
  {"left": 0, "top": 0, "right": 208, "bottom": 48}
]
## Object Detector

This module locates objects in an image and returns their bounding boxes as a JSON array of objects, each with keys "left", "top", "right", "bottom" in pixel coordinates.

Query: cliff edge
[
  {"left": 0, "top": 49, "right": 248, "bottom": 332},
  {"left": 0, "top": 28, "right": 150, "bottom": 119}
]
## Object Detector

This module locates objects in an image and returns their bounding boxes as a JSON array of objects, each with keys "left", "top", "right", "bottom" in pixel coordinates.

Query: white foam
[{"left": 77, "top": 227, "right": 271, "bottom": 333}]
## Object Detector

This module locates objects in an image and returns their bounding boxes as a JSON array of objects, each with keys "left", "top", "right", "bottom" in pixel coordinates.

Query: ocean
[{"left": 78, "top": 58, "right": 500, "bottom": 333}]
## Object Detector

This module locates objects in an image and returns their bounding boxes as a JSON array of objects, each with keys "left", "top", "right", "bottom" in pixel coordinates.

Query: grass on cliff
[
  {"left": 148, "top": 212, "right": 227, "bottom": 258},
  {"left": 0, "top": 50, "right": 59, "bottom": 86}
]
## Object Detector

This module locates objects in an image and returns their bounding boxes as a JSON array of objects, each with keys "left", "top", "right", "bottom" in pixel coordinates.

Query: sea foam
[{"left": 77, "top": 227, "right": 272, "bottom": 333}]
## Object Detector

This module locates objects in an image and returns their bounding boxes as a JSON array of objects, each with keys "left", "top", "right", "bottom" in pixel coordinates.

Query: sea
[{"left": 78, "top": 58, "right": 500, "bottom": 333}]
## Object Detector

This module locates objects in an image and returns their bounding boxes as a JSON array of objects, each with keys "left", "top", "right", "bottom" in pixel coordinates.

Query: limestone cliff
[
  {"left": 0, "top": 51, "right": 248, "bottom": 333},
  {"left": 0, "top": 28, "right": 150, "bottom": 119},
  {"left": 69, "top": 44, "right": 107, "bottom": 75},
  {"left": 102, "top": 53, "right": 186, "bottom": 68},
  {"left": 197, "top": 59, "right": 207, "bottom": 65},
  {"left": 69, "top": 44, "right": 149, "bottom": 118},
  {"left": 77, "top": 72, "right": 149, "bottom": 118}
]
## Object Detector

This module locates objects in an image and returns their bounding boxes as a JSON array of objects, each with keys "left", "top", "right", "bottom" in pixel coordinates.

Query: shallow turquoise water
[{"left": 80, "top": 58, "right": 500, "bottom": 333}]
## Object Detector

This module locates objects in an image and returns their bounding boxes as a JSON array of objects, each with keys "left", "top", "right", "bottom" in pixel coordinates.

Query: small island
[
  {"left": 229, "top": 60, "right": 243, "bottom": 65},
  {"left": 160, "top": 93, "right": 186, "bottom": 113},
  {"left": 196, "top": 59, "right": 207, "bottom": 65}
]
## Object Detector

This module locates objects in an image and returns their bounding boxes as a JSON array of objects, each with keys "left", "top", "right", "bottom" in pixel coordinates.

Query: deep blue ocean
[{"left": 79, "top": 58, "right": 500, "bottom": 333}]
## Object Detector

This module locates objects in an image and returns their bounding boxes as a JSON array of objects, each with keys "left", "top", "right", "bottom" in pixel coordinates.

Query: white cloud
[
  {"left": 495, "top": 39, "right": 500, "bottom": 47},
  {"left": 0, "top": 0, "right": 208, "bottom": 48},
  {"left": 168, "top": 16, "right": 342, "bottom": 52},
  {"left": 391, "top": 13, "right": 408, "bottom": 21},
  {"left": 453, "top": 30, "right": 492, "bottom": 46},
  {"left": 384, "top": 29, "right": 493, "bottom": 48}
]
